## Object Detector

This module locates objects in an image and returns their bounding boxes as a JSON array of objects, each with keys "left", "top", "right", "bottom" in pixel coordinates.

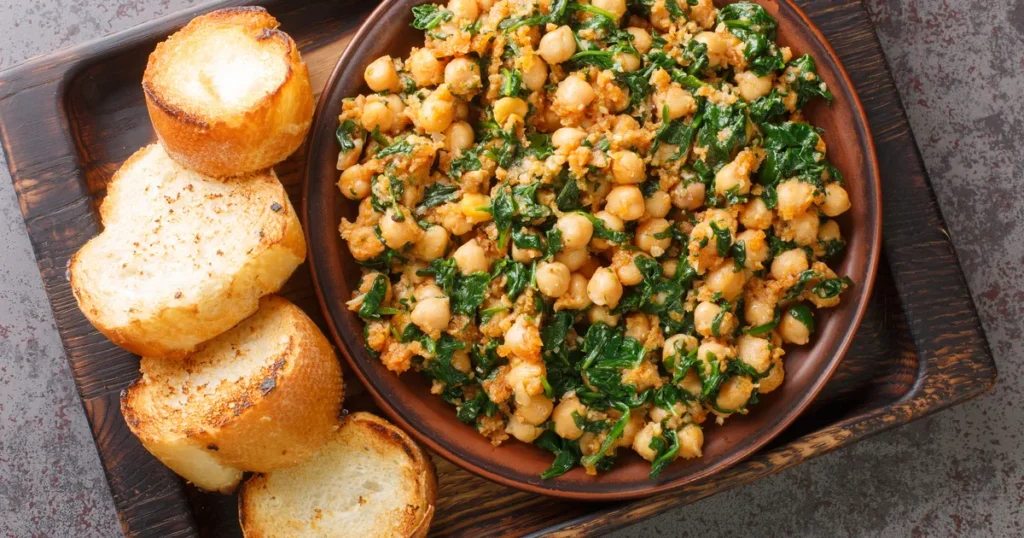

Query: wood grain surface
[{"left": 0, "top": 0, "right": 995, "bottom": 536}]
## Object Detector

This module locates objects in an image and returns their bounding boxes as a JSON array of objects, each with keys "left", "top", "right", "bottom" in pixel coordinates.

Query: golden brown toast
[
  {"left": 69, "top": 144, "right": 305, "bottom": 359},
  {"left": 143, "top": 7, "right": 314, "bottom": 177},
  {"left": 239, "top": 412, "right": 437, "bottom": 538},
  {"left": 121, "top": 295, "right": 344, "bottom": 493}
]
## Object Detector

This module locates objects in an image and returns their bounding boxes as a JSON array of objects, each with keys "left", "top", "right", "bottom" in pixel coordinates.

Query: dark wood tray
[{"left": 0, "top": 0, "right": 996, "bottom": 536}]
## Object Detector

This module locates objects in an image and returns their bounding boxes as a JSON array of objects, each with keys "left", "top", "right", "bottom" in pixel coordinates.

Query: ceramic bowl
[{"left": 303, "top": 0, "right": 882, "bottom": 500}]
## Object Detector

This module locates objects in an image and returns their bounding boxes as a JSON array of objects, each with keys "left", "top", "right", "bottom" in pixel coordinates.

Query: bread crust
[
  {"left": 69, "top": 144, "right": 306, "bottom": 359},
  {"left": 143, "top": 7, "right": 314, "bottom": 177},
  {"left": 238, "top": 412, "right": 437, "bottom": 538},
  {"left": 121, "top": 296, "right": 344, "bottom": 493}
]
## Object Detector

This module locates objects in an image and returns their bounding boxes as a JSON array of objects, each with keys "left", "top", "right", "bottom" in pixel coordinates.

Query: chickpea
[
  {"left": 736, "top": 334, "right": 772, "bottom": 374},
  {"left": 364, "top": 55, "right": 400, "bottom": 93},
  {"left": 704, "top": 263, "right": 747, "bottom": 301},
  {"left": 771, "top": 248, "right": 810, "bottom": 280},
  {"left": 415, "top": 282, "right": 444, "bottom": 302},
  {"left": 506, "top": 361, "right": 544, "bottom": 402},
  {"left": 552, "top": 127, "right": 588, "bottom": 149},
  {"left": 677, "top": 423, "right": 704, "bottom": 459},
  {"left": 379, "top": 207, "right": 423, "bottom": 249},
  {"left": 614, "top": 52, "right": 641, "bottom": 72},
  {"left": 588, "top": 305, "right": 620, "bottom": 326},
  {"left": 522, "top": 56, "right": 549, "bottom": 91},
  {"left": 413, "top": 225, "right": 449, "bottom": 261},
  {"left": 735, "top": 230, "right": 768, "bottom": 270},
  {"left": 346, "top": 226, "right": 385, "bottom": 261},
  {"left": 448, "top": 0, "right": 478, "bottom": 20},
  {"left": 671, "top": 181, "right": 706, "bottom": 211},
  {"left": 776, "top": 179, "right": 816, "bottom": 220},
  {"left": 697, "top": 341, "right": 732, "bottom": 375},
  {"left": 655, "top": 85, "right": 696, "bottom": 120},
  {"left": 610, "top": 258, "right": 638, "bottom": 288},
  {"left": 555, "top": 247, "right": 589, "bottom": 271},
  {"left": 716, "top": 376, "right": 754, "bottom": 412},
  {"left": 338, "top": 164, "right": 372, "bottom": 200},
  {"left": 360, "top": 100, "right": 394, "bottom": 132},
  {"left": 506, "top": 415, "right": 543, "bottom": 443},
  {"left": 611, "top": 151, "right": 646, "bottom": 184},
  {"left": 538, "top": 26, "right": 576, "bottom": 64},
  {"left": 663, "top": 334, "right": 698, "bottom": 361},
  {"left": 411, "top": 296, "right": 451, "bottom": 334},
  {"left": 780, "top": 310, "right": 812, "bottom": 345},
  {"left": 505, "top": 318, "right": 542, "bottom": 361},
  {"left": 788, "top": 211, "right": 820, "bottom": 246},
  {"left": 740, "top": 197, "right": 774, "bottom": 230},
  {"left": 555, "top": 75, "right": 595, "bottom": 111},
  {"left": 714, "top": 159, "right": 752, "bottom": 197},
  {"left": 744, "top": 299, "right": 775, "bottom": 327},
  {"left": 694, "top": 301, "right": 737, "bottom": 337},
  {"left": 408, "top": 48, "right": 442, "bottom": 87},
  {"left": 592, "top": 0, "right": 626, "bottom": 19},
  {"left": 556, "top": 213, "right": 595, "bottom": 251},
  {"left": 445, "top": 121, "right": 475, "bottom": 152},
  {"left": 820, "top": 183, "right": 851, "bottom": 217},
  {"left": 556, "top": 273, "right": 593, "bottom": 311},
  {"left": 645, "top": 191, "right": 672, "bottom": 218},
  {"left": 818, "top": 219, "right": 842, "bottom": 242},
  {"left": 451, "top": 349, "right": 471, "bottom": 373},
  {"left": 662, "top": 258, "right": 679, "bottom": 278},
  {"left": 758, "top": 358, "right": 785, "bottom": 393},
  {"left": 512, "top": 243, "right": 541, "bottom": 263},
  {"left": 537, "top": 261, "right": 572, "bottom": 298},
  {"left": 416, "top": 88, "right": 456, "bottom": 134},
  {"left": 453, "top": 239, "right": 489, "bottom": 274},
  {"left": 476, "top": 0, "right": 494, "bottom": 11},
  {"left": 444, "top": 57, "right": 481, "bottom": 97},
  {"left": 734, "top": 71, "right": 773, "bottom": 102},
  {"left": 493, "top": 97, "right": 529, "bottom": 125},
  {"left": 587, "top": 268, "right": 623, "bottom": 308},
  {"left": 635, "top": 218, "right": 672, "bottom": 257},
  {"left": 694, "top": 31, "right": 727, "bottom": 68},
  {"left": 591, "top": 211, "right": 624, "bottom": 251},
  {"left": 633, "top": 422, "right": 662, "bottom": 462},
  {"left": 516, "top": 393, "right": 554, "bottom": 425},
  {"left": 616, "top": 409, "right": 647, "bottom": 448},
  {"left": 552, "top": 397, "right": 587, "bottom": 440},
  {"left": 605, "top": 185, "right": 645, "bottom": 221},
  {"left": 336, "top": 137, "right": 364, "bottom": 171},
  {"left": 626, "top": 27, "right": 652, "bottom": 54}
]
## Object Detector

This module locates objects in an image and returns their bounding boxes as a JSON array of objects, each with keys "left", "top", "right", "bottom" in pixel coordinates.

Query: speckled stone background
[{"left": 0, "top": 0, "right": 1020, "bottom": 536}]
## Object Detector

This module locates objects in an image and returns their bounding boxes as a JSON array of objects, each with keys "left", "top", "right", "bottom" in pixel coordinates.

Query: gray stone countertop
[{"left": 1, "top": 1, "right": 1021, "bottom": 536}]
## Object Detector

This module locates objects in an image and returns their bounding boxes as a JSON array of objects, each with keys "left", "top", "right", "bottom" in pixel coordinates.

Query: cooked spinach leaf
[
  {"left": 420, "top": 183, "right": 460, "bottom": 209},
  {"left": 411, "top": 4, "right": 453, "bottom": 30}
]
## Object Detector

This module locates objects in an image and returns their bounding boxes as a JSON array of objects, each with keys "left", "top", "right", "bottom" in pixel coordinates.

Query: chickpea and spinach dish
[{"left": 337, "top": 0, "right": 854, "bottom": 479}]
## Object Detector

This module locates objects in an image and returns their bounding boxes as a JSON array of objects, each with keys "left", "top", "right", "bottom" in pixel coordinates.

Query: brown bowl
[{"left": 303, "top": 0, "right": 882, "bottom": 500}]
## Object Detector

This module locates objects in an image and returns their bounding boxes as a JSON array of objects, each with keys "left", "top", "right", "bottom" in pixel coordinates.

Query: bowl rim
[{"left": 302, "top": 0, "right": 882, "bottom": 501}]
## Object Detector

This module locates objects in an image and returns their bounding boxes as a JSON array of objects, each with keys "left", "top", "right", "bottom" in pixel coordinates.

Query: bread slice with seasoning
[
  {"left": 121, "top": 295, "right": 344, "bottom": 494},
  {"left": 70, "top": 143, "right": 305, "bottom": 359},
  {"left": 143, "top": 6, "right": 314, "bottom": 177},
  {"left": 238, "top": 412, "right": 437, "bottom": 538}
]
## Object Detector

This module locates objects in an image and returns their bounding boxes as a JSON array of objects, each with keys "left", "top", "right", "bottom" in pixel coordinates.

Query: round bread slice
[
  {"left": 143, "top": 6, "right": 314, "bottom": 177},
  {"left": 239, "top": 412, "right": 437, "bottom": 538},
  {"left": 121, "top": 295, "right": 344, "bottom": 494},
  {"left": 70, "top": 144, "right": 305, "bottom": 359}
]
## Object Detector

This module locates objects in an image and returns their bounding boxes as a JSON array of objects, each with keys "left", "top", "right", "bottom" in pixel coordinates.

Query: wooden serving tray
[{"left": 0, "top": 0, "right": 996, "bottom": 536}]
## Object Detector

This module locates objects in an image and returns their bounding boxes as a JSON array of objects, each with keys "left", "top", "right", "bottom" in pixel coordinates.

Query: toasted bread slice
[
  {"left": 143, "top": 7, "right": 314, "bottom": 177},
  {"left": 70, "top": 144, "right": 305, "bottom": 359},
  {"left": 239, "top": 412, "right": 437, "bottom": 538},
  {"left": 121, "top": 295, "right": 344, "bottom": 493}
]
